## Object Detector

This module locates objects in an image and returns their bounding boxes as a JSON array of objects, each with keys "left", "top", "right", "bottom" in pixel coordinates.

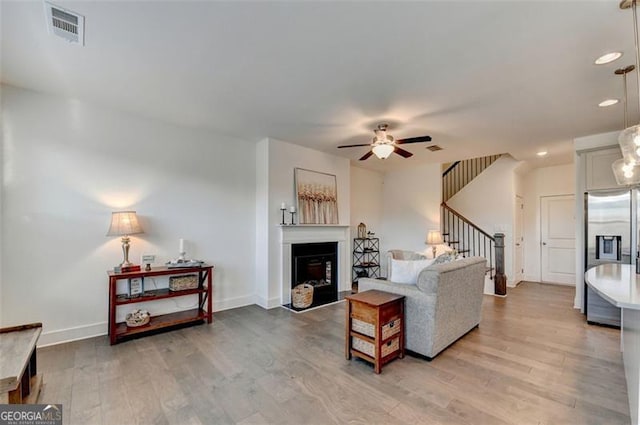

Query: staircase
[
  {"left": 442, "top": 154, "right": 501, "bottom": 202},
  {"left": 441, "top": 202, "right": 496, "bottom": 278},
  {"left": 440, "top": 154, "right": 506, "bottom": 294}
]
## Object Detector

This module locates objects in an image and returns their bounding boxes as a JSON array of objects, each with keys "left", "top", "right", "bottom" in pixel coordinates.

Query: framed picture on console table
[
  {"left": 294, "top": 168, "right": 339, "bottom": 224},
  {"left": 129, "top": 277, "right": 144, "bottom": 297}
]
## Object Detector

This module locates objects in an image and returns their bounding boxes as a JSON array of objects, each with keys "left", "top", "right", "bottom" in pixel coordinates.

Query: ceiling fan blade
[
  {"left": 396, "top": 135, "right": 432, "bottom": 144},
  {"left": 337, "top": 143, "right": 373, "bottom": 148},
  {"left": 394, "top": 146, "right": 413, "bottom": 158},
  {"left": 359, "top": 151, "right": 374, "bottom": 161}
]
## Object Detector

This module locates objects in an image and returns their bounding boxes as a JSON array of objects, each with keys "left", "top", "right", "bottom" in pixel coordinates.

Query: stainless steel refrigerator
[{"left": 584, "top": 189, "right": 634, "bottom": 327}]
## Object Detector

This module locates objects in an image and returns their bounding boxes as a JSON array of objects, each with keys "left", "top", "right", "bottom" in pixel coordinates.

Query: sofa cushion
[{"left": 390, "top": 258, "right": 435, "bottom": 284}]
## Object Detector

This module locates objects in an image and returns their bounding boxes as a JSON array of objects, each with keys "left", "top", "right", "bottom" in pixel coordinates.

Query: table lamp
[
  {"left": 106, "top": 211, "right": 143, "bottom": 267},
  {"left": 426, "top": 230, "right": 443, "bottom": 259}
]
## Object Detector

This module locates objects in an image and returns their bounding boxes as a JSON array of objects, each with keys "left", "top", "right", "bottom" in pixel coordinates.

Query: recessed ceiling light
[
  {"left": 599, "top": 98, "right": 620, "bottom": 107},
  {"left": 595, "top": 52, "right": 623, "bottom": 65},
  {"left": 537, "top": 151, "right": 548, "bottom": 157}
]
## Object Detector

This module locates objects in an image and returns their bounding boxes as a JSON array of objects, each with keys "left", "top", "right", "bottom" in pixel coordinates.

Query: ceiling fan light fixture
[
  {"left": 372, "top": 144, "right": 394, "bottom": 159},
  {"left": 595, "top": 51, "right": 623, "bottom": 65}
]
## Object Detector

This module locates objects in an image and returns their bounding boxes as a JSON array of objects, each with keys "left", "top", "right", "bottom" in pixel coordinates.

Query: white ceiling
[{"left": 1, "top": 1, "right": 636, "bottom": 171}]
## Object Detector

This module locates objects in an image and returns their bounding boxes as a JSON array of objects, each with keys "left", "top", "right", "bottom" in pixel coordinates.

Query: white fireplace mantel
[{"left": 280, "top": 225, "right": 351, "bottom": 305}]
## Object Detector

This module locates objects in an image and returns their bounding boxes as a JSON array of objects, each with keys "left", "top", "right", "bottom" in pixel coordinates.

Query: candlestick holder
[
  {"left": 289, "top": 211, "right": 296, "bottom": 225},
  {"left": 280, "top": 207, "right": 287, "bottom": 225}
]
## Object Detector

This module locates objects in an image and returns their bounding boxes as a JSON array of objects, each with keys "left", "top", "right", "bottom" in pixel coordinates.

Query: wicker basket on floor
[{"left": 292, "top": 283, "right": 314, "bottom": 309}]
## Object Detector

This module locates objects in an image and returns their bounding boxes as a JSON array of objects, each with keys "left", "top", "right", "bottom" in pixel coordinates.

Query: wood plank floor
[{"left": 36, "top": 282, "right": 630, "bottom": 425}]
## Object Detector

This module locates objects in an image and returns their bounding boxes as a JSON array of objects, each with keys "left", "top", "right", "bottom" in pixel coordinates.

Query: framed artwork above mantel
[{"left": 294, "top": 168, "right": 339, "bottom": 225}]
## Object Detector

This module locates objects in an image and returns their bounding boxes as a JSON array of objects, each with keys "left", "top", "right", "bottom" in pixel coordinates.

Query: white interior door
[
  {"left": 541, "top": 195, "right": 576, "bottom": 285},
  {"left": 515, "top": 195, "right": 524, "bottom": 285}
]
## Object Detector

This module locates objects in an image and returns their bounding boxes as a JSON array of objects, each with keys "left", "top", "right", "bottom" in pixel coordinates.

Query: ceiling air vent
[
  {"left": 426, "top": 145, "right": 443, "bottom": 152},
  {"left": 44, "top": 2, "right": 84, "bottom": 46}
]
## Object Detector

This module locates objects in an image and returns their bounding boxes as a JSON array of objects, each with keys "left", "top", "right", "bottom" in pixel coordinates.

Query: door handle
[
  {"left": 516, "top": 243, "right": 521, "bottom": 246},
  {"left": 542, "top": 242, "right": 547, "bottom": 246}
]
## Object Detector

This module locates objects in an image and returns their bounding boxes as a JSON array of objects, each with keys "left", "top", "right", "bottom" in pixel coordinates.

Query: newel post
[{"left": 494, "top": 233, "right": 507, "bottom": 296}]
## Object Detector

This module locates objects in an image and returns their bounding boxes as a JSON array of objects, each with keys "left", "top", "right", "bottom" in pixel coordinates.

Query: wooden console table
[
  {"left": 0, "top": 323, "right": 43, "bottom": 403},
  {"left": 108, "top": 265, "right": 213, "bottom": 345},
  {"left": 345, "top": 290, "right": 405, "bottom": 373}
]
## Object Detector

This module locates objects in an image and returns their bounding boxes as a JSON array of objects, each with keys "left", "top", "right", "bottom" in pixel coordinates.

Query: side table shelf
[
  {"left": 352, "top": 238, "right": 380, "bottom": 283},
  {"left": 107, "top": 265, "right": 213, "bottom": 345}
]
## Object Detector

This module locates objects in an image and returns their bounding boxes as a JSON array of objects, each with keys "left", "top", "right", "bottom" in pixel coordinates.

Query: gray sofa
[{"left": 359, "top": 255, "right": 487, "bottom": 359}]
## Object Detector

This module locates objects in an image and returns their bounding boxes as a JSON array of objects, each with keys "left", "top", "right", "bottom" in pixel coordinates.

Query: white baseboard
[
  {"left": 39, "top": 322, "right": 107, "bottom": 347},
  {"left": 214, "top": 294, "right": 256, "bottom": 312},
  {"left": 254, "top": 295, "right": 282, "bottom": 309}
]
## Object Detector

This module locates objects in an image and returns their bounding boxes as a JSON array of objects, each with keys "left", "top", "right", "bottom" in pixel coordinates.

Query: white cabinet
[{"left": 585, "top": 147, "right": 622, "bottom": 191}]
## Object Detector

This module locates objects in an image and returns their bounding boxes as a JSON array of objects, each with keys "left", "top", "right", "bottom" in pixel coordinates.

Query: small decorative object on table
[
  {"left": 169, "top": 274, "right": 198, "bottom": 291},
  {"left": 166, "top": 259, "right": 204, "bottom": 268},
  {"left": 358, "top": 223, "right": 367, "bottom": 239},
  {"left": 292, "top": 283, "right": 313, "bottom": 308},
  {"left": 129, "top": 277, "right": 144, "bottom": 297},
  {"left": 125, "top": 309, "right": 150, "bottom": 327},
  {"left": 167, "top": 238, "right": 205, "bottom": 268}
]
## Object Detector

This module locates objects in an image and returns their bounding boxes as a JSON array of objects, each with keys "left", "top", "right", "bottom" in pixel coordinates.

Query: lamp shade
[
  {"left": 372, "top": 144, "right": 394, "bottom": 159},
  {"left": 426, "top": 230, "right": 443, "bottom": 245},
  {"left": 106, "top": 211, "right": 143, "bottom": 236}
]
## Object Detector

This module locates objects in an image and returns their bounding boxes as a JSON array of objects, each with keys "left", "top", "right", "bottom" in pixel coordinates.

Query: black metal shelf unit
[{"left": 352, "top": 238, "right": 380, "bottom": 283}]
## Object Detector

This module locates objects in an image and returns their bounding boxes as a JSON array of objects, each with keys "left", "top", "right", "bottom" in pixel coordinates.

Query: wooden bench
[{"left": 0, "top": 323, "right": 43, "bottom": 404}]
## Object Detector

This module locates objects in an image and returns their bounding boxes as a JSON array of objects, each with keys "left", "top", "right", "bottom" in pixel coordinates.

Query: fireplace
[{"left": 291, "top": 242, "right": 338, "bottom": 309}]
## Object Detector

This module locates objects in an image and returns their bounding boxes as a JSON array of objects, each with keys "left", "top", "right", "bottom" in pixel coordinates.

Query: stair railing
[
  {"left": 440, "top": 203, "right": 505, "bottom": 295},
  {"left": 442, "top": 154, "right": 501, "bottom": 202}
]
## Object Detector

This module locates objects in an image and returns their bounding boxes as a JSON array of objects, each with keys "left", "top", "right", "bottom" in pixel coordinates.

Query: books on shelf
[{"left": 113, "top": 265, "right": 141, "bottom": 273}]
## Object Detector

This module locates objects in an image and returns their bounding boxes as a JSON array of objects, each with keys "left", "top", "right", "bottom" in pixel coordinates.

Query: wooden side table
[
  {"left": 345, "top": 290, "right": 405, "bottom": 373},
  {"left": 107, "top": 265, "right": 213, "bottom": 345},
  {"left": 0, "top": 323, "right": 43, "bottom": 404}
]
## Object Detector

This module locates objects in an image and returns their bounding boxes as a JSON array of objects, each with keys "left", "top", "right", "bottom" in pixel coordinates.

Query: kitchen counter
[
  {"left": 585, "top": 263, "right": 640, "bottom": 425},
  {"left": 585, "top": 263, "right": 640, "bottom": 310}
]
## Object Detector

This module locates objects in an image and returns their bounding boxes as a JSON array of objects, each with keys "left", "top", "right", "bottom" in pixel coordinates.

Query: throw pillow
[
  {"left": 433, "top": 252, "right": 456, "bottom": 264},
  {"left": 390, "top": 258, "right": 435, "bottom": 284}
]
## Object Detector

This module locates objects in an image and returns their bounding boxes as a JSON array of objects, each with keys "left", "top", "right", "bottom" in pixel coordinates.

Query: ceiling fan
[{"left": 337, "top": 124, "right": 432, "bottom": 160}]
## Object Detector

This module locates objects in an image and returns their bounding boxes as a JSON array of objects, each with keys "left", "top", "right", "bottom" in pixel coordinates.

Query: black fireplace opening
[{"left": 291, "top": 242, "right": 338, "bottom": 310}]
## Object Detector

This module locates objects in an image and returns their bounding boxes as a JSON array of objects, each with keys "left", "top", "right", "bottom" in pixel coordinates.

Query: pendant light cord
[{"left": 625, "top": 70, "right": 629, "bottom": 129}]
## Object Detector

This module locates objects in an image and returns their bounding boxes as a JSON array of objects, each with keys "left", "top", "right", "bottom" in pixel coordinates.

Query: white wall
[
  {"left": 1, "top": 85, "right": 257, "bottom": 345},
  {"left": 379, "top": 164, "right": 442, "bottom": 270},
  {"left": 521, "top": 163, "right": 575, "bottom": 283},
  {"left": 254, "top": 138, "right": 351, "bottom": 308},
  {"left": 447, "top": 155, "right": 521, "bottom": 286},
  {"left": 0, "top": 85, "right": 3, "bottom": 325},
  {"left": 350, "top": 166, "right": 384, "bottom": 240}
]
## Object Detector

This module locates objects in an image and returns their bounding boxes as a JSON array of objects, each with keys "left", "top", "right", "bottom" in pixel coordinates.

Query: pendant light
[
  {"left": 616, "top": 0, "right": 640, "bottom": 175},
  {"left": 612, "top": 65, "right": 640, "bottom": 184}
]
